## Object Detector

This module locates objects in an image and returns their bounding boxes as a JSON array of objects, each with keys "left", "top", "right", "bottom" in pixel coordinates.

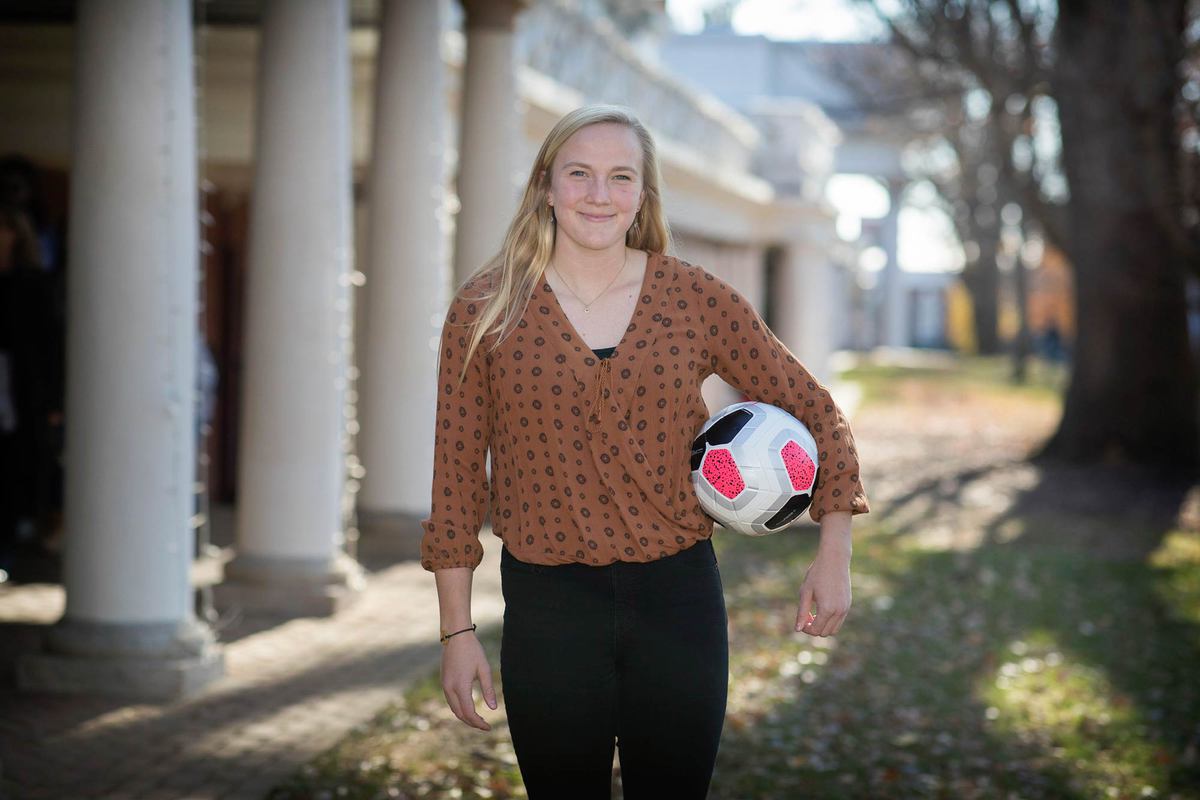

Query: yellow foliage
[{"left": 946, "top": 279, "right": 977, "bottom": 354}]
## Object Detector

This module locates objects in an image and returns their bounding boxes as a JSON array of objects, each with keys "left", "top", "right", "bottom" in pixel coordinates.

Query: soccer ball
[{"left": 690, "top": 401, "right": 820, "bottom": 536}]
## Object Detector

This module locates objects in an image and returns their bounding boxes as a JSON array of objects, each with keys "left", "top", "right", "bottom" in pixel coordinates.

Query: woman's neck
[{"left": 550, "top": 243, "right": 631, "bottom": 291}]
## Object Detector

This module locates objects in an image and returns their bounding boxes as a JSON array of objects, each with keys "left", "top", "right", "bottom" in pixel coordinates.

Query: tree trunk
[
  {"left": 962, "top": 231, "right": 1002, "bottom": 355},
  {"left": 1040, "top": 0, "right": 1199, "bottom": 470},
  {"left": 1011, "top": 240, "right": 1032, "bottom": 384}
]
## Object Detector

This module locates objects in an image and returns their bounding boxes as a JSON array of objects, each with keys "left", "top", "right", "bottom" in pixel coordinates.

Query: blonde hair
[{"left": 453, "top": 104, "right": 673, "bottom": 388}]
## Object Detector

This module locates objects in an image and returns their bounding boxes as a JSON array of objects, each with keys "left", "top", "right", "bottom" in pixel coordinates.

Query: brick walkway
[{"left": 0, "top": 511, "right": 506, "bottom": 800}]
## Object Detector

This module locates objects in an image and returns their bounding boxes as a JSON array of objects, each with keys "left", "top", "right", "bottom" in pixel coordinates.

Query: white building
[
  {"left": 0, "top": 0, "right": 855, "bottom": 697},
  {"left": 658, "top": 28, "right": 954, "bottom": 351}
]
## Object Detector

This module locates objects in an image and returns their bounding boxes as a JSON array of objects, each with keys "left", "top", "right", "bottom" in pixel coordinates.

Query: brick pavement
[{"left": 0, "top": 512, "right": 506, "bottom": 800}]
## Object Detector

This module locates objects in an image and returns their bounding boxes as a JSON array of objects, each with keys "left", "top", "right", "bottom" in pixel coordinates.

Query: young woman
[{"left": 421, "top": 104, "right": 869, "bottom": 799}]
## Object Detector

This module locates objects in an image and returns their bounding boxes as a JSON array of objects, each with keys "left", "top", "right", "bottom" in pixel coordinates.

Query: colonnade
[
  {"left": 15, "top": 0, "right": 838, "bottom": 700},
  {"left": 19, "top": 0, "right": 525, "bottom": 698}
]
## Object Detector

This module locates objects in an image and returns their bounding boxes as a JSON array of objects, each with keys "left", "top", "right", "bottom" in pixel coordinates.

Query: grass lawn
[{"left": 267, "top": 354, "right": 1200, "bottom": 800}]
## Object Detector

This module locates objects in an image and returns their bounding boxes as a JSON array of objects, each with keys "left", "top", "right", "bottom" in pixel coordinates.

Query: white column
[
  {"left": 453, "top": 0, "right": 524, "bottom": 284},
  {"left": 880, "top": 179, "right": 906, "bottom": 348},
  {"left": 215, "top": 0, "right": 364, "bottom": 616},
  {"left": 774, "top": 242, "right": 835, "bottom": 383},
  {"left": 357, "top": 0, "right": 451, "bottom": 528},
  {"left": 18, "top": 0, "right": 223, "bottom": 699}
]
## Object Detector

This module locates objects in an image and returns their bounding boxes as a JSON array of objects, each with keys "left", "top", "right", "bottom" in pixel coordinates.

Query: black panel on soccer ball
[
  {"left": 764, "top": 493, "right": 813, "bottom": 530},
  {"left": 705, "top": 408, "right": 753, "bottom": 444},
  {"left": 690, "top": 408, "right": 754, "bottom": 470}
]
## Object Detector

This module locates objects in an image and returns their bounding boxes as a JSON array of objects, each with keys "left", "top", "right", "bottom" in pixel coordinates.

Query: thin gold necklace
[{"left": 551, "top": 249, "right": 628, "bottom": 313}]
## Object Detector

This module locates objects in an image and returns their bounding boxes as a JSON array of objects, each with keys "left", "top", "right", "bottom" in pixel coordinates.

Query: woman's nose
[{"left": 586, "top": 178, "right": 610, "bottom": 204}]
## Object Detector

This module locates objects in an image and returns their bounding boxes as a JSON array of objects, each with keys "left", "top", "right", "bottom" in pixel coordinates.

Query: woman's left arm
[{"left": 700, "top": 269, "right": 868, "bottom": 637}]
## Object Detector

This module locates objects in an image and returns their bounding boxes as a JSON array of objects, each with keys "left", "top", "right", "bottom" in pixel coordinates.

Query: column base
[
  {"left": 354, "top": 509, "right": 425, "bottom": 562},
  {"left": 214, "top": 550, "right": 365, "bottom": 617},
  {"left": 17, "top": 617, "right": 226, "bottom": 700}
]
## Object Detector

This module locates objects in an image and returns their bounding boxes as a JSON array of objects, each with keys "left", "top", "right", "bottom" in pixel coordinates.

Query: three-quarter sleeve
[
  {"left": 700, "top": 271, "right": 869, "bottom": 523},
  {"left": 419, "top": 286, "right": 494, "bottom": 572}
]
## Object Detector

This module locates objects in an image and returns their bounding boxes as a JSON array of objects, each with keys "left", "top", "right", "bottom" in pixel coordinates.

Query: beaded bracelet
[{"left": 440, "top": 623, "right": 477, "bottom": 645}]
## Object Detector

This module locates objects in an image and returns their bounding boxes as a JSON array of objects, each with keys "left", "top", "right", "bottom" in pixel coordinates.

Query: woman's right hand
[{"left": 440, "top": 632, "right": 498, "bottom": 731}]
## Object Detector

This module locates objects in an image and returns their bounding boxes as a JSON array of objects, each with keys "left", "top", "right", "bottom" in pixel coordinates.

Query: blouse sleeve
[
  {"left": 419, "top": 286, "right": 494, "bottom": 572},
  {"left": 699, "top": 269, "right": 869, "bottom": 523}
]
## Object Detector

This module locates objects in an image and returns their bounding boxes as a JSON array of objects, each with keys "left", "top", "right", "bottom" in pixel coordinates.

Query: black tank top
[{"left": 592, "top": 346, "right": 616, "bottom": 360}]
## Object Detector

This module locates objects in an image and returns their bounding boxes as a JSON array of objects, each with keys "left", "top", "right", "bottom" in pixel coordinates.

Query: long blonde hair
[{"left": 453, "top": 104, "right": 673, "bottom": 388}]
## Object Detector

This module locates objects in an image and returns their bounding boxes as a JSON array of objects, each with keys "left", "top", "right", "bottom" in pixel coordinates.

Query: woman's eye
[
  {"left": 615, "top": 175, "right": 632, "bottom": 181},
  {"left": 570, "top": 170, "right": 587, "bottom": 177}
]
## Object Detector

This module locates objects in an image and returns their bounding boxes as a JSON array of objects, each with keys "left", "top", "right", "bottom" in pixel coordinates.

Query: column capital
[{"left": 461, "top": 0, "right": 526, "bottom": 30}]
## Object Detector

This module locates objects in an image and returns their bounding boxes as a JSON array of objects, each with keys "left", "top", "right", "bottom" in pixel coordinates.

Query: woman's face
[{"left": 545, "top": 123, "right": 645, "bottom": 255}]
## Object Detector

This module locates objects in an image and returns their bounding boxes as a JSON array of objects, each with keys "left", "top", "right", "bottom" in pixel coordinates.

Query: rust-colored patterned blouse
[{"left": 420, "top": 251, "right": 869, "bottom": 572}]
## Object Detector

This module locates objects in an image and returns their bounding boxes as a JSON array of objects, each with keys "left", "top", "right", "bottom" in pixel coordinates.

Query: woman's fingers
[
  {"left": 443, "top": 681, "right": 491, "bottom": 731},
  {"left": 456, "top": 684, "right": 492, "bottom": 731},
  {"left": 442, "top": 683, "right": 463, "bottom": 722},
  {"left": 794, "top": 586, "right": 814, "bottom": 632},
  {"left": 478, "top": 661, "right": 498, "bottom": 710},
  {"left": 797, "top": 603, "right": 848, "bottom": 637},
  {"left": 814, "top": 609, "right": 839, "bottom": 637}
]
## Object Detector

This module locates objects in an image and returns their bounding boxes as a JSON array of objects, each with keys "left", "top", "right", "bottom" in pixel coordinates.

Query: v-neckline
[{"left": 539, "top": 250, "right": 658, "bottom": 363}]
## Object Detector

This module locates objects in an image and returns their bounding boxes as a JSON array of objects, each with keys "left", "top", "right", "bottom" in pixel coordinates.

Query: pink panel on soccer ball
[
  {"left": 781, "top": 440, "right": 816, "bottom": 491},
  {"left": 701, "top": 448, "right": 745, "bottom": 499}
]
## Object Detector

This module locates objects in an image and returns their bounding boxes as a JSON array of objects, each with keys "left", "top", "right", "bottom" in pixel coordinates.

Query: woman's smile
[{"left": 579, "top": 211, "right": 615, "bottom": 222}]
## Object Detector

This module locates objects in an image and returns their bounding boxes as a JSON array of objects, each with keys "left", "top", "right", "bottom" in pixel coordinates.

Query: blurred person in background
[
  {"left": 0, "top": 154, "right": 63, "bottom": 274},
  {"left": 0, "top": 155, "right": 67, "bottom": 559},
  {"left": 0, "top": 206, "right": 62, "bottom": 582}
]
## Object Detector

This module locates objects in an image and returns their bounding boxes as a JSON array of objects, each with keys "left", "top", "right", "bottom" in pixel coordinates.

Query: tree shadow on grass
[
  {"left": 982, "top": 459, "right": 1195, "bottom": 559},
  {"left": 709, "top": 532, "right": 1091, "bottom": 799},
  {"left": 707, "top": 461, "right": 1200, "bottom": 799},
  {"left": 978, "top": 460, "right": 1200, "bottom": 794},
  {"left": 695, "top": 368, "right": 1196, "bottom": 797}
]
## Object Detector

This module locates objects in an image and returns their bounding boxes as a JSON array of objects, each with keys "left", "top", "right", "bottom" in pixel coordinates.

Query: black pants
[{"left": 500, "top": 537, "right": 729, "bottom": 799}]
